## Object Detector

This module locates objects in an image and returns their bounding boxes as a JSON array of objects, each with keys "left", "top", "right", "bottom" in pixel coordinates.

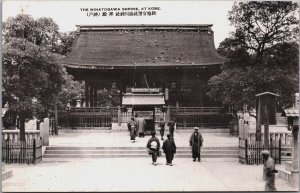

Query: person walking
[
  {"left": 128, "top": 118, "right": 137, "bottom": 142},
  {"left": 189, "top": 127, "right": 203, "bottom": 162},
  {"left": 146, "top": 131, "right": 160, "bottom": 166},
  {"left": 162, "top": 134, "right": 176, "bottom": 166},
  {"left": 137, "top": 115, "right": 146, "bottom": 138},
  {"left": 167, "top": 118, "right": 176, "bottom": 139},
  {"left": 261, "top": 150, "right": 277, "bottom": 191},
  {"left": 158, "top": 118, "right": 165, "bottom": 140}
]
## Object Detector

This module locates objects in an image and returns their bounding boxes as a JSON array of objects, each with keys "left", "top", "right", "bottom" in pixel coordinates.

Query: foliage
[
  {"left": 2, "top": 14, "right": 79, "bottom": 128},
  {"left": 208, "top": 2, "right": 299, "bottom": 114},
  {"left": 2, "top": 38, "right": 63, "bottom": 120},
  {"left": 97, "top": 88, "right": 121, "bottom": 107},
  {"left": 228, "top": 1, "right": 299, "bottom": 60},
  {"left": 57, "top": 68, "right": 85, "bottom": 109}
]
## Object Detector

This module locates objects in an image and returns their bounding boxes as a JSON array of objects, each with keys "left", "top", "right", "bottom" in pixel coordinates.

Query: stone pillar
[
  {"left": 76, "top": 98, "right": 81, "bottom": 107},
  {"left": 290, "top": 127, "right": 299, "bottom": 187},
  {"left": 166, "top": 106, "right": 170, "bottom": 122},
  {"left": 118, "top": 106, "right": 121, "bottom": 126},
  {"left": 39, "top": 118, "right": 49, "bottom": 146}
]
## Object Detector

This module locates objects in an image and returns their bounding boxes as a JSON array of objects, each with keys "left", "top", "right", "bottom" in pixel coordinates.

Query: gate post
[
  {"left": 118, "top": 106, "right": 121, "bottom": 126},
  {"left": 166, "top": 106, "right": 170, "bottom": 122}
]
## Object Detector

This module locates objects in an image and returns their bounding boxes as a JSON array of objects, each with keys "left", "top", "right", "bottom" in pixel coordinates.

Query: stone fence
[{"left": 2, "top": 118, "right": 50, "bottom": 146}]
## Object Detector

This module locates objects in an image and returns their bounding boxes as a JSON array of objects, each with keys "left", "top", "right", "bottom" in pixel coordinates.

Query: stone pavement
[
  {"left": 2, "top": 158, "right": 298, "bottom": 192},
  {"left": 2, "top": 131, "right": 298, "bottom": 192},
  {"left": 48, "top": 129, "right": 238, "bottom": 147}
]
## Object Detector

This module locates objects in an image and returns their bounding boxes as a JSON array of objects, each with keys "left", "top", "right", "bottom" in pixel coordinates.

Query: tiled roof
[{"left": 61, "top": 25, "right": 225, "bottom": 69}]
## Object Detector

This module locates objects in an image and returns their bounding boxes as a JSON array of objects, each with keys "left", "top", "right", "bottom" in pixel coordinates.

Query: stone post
[
  {"left": 167, "top": 106, "right": 170, "bottom": 122},
  {"left": 290, "top": 127, "right": 299, "bottom": 187},
  {"left": 40, "top": 118, "right": 50, "bottom": 146},
  {"left": 118, "top": 106, "right": 121, "bottom": 126}
]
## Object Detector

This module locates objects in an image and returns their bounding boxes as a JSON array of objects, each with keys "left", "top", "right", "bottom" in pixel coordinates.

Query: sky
[{"left": 2, "top": 0, "right": 235, "bottom": 48}]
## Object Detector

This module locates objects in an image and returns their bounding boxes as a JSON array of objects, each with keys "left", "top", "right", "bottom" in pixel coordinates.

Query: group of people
[
  {"left": 127, "top": 115, "right": 146, "bottom": 143},
  {"left": 127, "top": 115, "right": 204, "bottom": 166},
  {"left": 147, "top": 126, "right": 204, "bottom": 166}
]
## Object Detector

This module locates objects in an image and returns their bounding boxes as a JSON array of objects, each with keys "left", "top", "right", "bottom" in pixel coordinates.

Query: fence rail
[
  {"left": 170, "top": 114, "right": 232, "bottom": 128},
  {"left": 57, "top": 107, "right": 233, "bottom": 128},
  {"left": 2, "top": 139, "right": 42, "bottom": 164},
  {"left": 239, "top": 138, "right": 281, "bottom": 165}
]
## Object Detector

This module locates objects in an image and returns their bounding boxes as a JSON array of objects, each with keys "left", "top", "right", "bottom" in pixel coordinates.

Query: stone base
[
  {"left": 2, "top": 170, "right": 13, "bottom": 181},
  {"left": 278, "top": 161, "right": 299, "bottom": 188}
]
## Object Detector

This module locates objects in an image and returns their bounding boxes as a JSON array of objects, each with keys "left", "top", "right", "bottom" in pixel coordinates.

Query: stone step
[
  {"left": 45, "top": 146, "right": 238, "bottom": 150},
  {"left": 45, "top": 149, "right": 238, "bottom": 155},
  {"left": 284, "top": 161, "right": 292, "bottom": 171},
  {"left": 2, "top": 170, "right": 13, "bottom": 181},
  {"left": 278, "top": 168, "right": 292, "bottom": 182},
  {"left": 43, "top": 153, "right": 239, "bottom": 159}
]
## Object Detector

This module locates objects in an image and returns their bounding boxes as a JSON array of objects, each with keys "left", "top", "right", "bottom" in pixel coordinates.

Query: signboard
[
  {"left": 165, "top": 88, "right": 169, "bottom": 100},
  {"left": 131, "top": 88, "right": 160, "bottom": 93}
]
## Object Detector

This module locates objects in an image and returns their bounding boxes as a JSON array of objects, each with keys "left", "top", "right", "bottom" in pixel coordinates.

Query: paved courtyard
[
  {"left": 2, "top": 130, "right": 298, "bottom": 192},
  {"left": 2, "top": 158, "right": 297, "bottom": 192}
]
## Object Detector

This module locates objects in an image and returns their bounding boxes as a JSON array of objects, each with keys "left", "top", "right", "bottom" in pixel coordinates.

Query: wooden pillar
[
  {"left": 90, "top": 85, "right": 94, "bottom": 107},
  {"left": 85, "top": 82, "right": 90, "bottom": 107},
  {"left": 153, "top": 107, "right": 155, "bottom": 132},
  {"left": 94, "top": 87, "right": 97, "bottom": 107}
]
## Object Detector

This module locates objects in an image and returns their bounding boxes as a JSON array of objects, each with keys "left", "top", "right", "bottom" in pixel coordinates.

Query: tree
[
  {"left": 228, "top": 1, "right": 299, "bottom": 60},
  {"left": 97, "top": 88, "right": 121, "bottom": 107},
  {"left": 2, "top": 38, "right": 64, "bottom": 140},
  {"left": 207, "top": 1, "right": 299, "bottom": 116},
  {"left": 2, "top": 14, "right": 79, "bottom": 139}
]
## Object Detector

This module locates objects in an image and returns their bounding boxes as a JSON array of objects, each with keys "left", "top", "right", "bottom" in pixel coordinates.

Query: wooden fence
[
  {"left": 170, "top": 107, "right": 232, "bottom": 128},
  {"left": 2, "top": 138, "right": 43, "bottom": 164},
  {"left": 58, "top": 107, "right": 117, "bottom": 128},
  {"left": 239, "top": 138, "right": 281, "bottom": 165},
  {"left": 57, "top": 107, "right": 233, "bottom": 129}
]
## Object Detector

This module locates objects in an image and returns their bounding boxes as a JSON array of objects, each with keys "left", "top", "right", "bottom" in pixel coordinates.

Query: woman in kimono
[{"left": 162, "top": 134, "right": 176, "bottom": 166}]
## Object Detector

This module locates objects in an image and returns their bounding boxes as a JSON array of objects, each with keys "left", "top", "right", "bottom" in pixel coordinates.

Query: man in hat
[
  {"left": 159, "top": 118, "right": 166, "bottom": 140},
  {"left": 189, "top": 127, "right": 203, "bottom": 162},
  {"left": 162, "top": 134, "right": 176, "bottom": 166},
  {"left": 146, "top": 131, "right": 161, "bottom": 166},
  {"left": 261, "top": 150, "right": 277, "bottom": 191}
]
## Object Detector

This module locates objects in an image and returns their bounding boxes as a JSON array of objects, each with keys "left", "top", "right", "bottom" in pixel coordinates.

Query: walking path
[
  {"left": 2, "top": 130, "right": 298, "bottom": 192},
  {"left": 48, "top": 129, "right": 238, "bottom": 147},
  {"left": 2, "top": 158, "right": 297, "bottom": 192}
]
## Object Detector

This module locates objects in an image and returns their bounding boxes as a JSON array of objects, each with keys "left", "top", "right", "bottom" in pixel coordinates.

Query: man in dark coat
[
  {"left": 158, "top": 118, "right": 165, "bottom": 140},
  {"left": 167, "top": 118, "right": 176, "bottom": 139},
  {"left": 162, "top": 134, "right": 176, "bottom": 166},
  {"left": 189, "top": 127, "right": 203, "bottom": 162},
  {"left": 146, "top": 131, "right": 160, "bottom": 166},
  {"left": 128, "top": 118, "right": 137, "bottom": 142},
  {"left": 261, "top": 150, "right": 277, "bottom": 191}
]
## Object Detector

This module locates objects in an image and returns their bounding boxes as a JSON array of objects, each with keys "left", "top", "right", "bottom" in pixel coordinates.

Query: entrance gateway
[{"left": 122, "top": 88, "right": 165, "bottom": 134}]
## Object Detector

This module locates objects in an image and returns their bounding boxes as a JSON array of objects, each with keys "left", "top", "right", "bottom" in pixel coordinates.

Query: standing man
[
  {"left": 158, "top": 118, "right": 165, "bottom": 140},
  {"left": 189, "top": 127, "right": 203, "bottom": 162},
  {"left": 137, "top": 115, "right": 146, "bottom": 138},
  {"left": 167, "top": 118, "right": 176, "bottom": 139},
  {"left": 128, "top": 117, "right": 137, "bottom": 143},
  {"left": 146, "top": 131, "right": 160, "bottom": 166},
  {"left": 162, "top": 134, "right": 176, "bottom": 166},
  {"left": 261, "top": 150, "right": 277, "bottom": 191}
]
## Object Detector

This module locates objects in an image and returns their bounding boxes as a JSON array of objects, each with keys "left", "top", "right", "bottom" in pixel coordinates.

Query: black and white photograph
[{"left": 1, "top": 0, "right": 299, "bottom": 192}]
